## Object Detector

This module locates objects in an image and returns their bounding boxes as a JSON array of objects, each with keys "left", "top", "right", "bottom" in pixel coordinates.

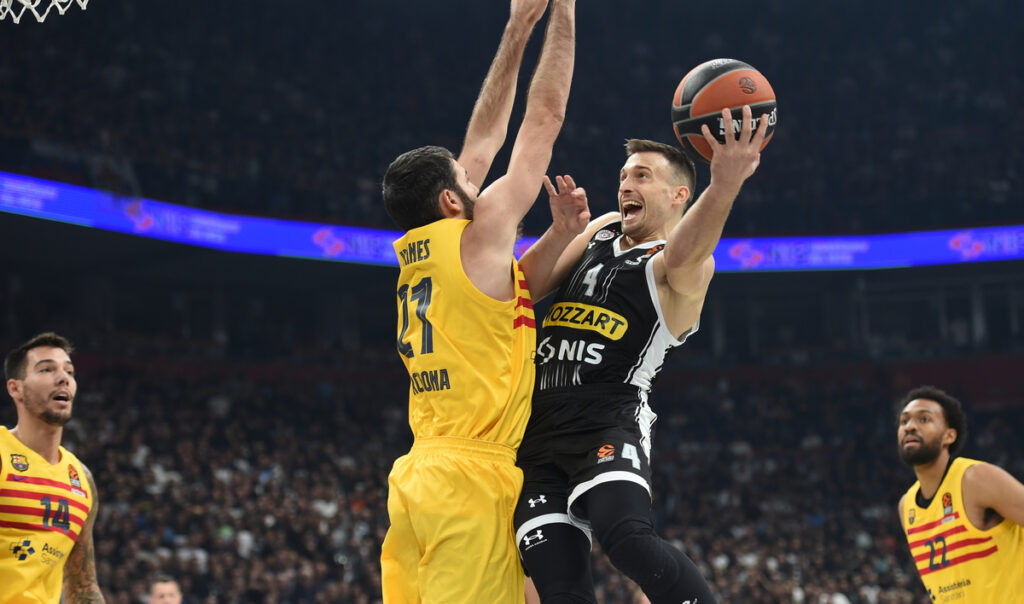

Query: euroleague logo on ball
[{"left": 671, "top": 58, "right": 777, "bottom": 163}]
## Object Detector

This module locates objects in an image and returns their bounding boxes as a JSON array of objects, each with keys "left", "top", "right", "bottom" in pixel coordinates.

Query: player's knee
[
  {"left": 596, "top": 517, "right": 682, "bottom": 596},
  {"left": 592, "top": 513, "right": 655, "bottom": 556}
]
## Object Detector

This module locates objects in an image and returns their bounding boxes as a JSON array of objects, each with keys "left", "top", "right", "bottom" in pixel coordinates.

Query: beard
[
  {"left": 39, "top": 408, "right": 72, "bottom": 426},
  {"left": 454, "top": 184, "right": 475, "bottom": 220},
  {"left": 26, "top": 392, "right": 73, "bottom": 426},
  {"left": 899, "top": 437, "right": 942, "bottom": 466}
]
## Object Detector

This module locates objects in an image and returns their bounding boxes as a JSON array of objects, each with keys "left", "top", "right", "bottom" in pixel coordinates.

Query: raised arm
[
  {"left": 464, "top": 0, "right": 575, "bottom": 263},
  {"left": 660, "top": 105, "right": 769, "bottom": 298},
  {"left": 458, "top": 0, "right": 548, "bottom": 187},
  {"left": 63, "top": 465, "right": 105, "bottom": 603},
  {"left": 517, "top": 175, "right": 592, "bottom": 298}
]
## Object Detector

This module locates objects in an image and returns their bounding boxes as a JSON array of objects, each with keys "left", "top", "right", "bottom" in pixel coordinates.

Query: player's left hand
[
  {"left": 544, "top": 174, "right": 590, "bottom": 237},
  {"left": 701, "top": 104, "right": 768, "bottom": 190}
]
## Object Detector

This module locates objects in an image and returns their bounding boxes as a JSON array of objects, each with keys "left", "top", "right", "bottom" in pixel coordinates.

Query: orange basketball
[{"left": 671, "top": 58, "right": 777, "bottom": 163}]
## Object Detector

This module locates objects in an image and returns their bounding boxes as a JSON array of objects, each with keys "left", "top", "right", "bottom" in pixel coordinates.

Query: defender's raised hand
[
  {"left": 544, "top": 174, "right": 590, "bottom": 237},
  {"left": 510, "top": 0, "right": 548, "bottom": 27}
]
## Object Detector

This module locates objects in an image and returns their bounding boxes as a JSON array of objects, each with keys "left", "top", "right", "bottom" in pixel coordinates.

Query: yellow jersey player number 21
[{"left": 377, "top": 0, "right": 581, "bottom": 602}]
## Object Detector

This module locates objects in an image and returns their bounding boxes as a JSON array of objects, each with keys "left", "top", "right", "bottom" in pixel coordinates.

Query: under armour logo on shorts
[
  {"left": 528, "top": 495, "right": 547, "bottom": 508},
  {"left": 522, "top": 530, "right": 545, "bottom": 546}
]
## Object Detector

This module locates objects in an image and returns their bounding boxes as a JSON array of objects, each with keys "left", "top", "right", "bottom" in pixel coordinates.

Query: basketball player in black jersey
[{"left": 514, "top": 106, "right": 769, "bottom": 603}]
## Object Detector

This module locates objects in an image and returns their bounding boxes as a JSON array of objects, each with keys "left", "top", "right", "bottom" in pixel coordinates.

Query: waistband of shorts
[
  {"left": 411, "top": 436, "right": 517, "bottom": 463},
  {"left": 534, "top": 383, "right": 642, "bottom": 402}
]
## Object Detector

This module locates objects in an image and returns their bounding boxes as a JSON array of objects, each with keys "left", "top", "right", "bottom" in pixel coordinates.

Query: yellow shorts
[{"left": 381, "top": 436, "right": 525, "bottom": 604}]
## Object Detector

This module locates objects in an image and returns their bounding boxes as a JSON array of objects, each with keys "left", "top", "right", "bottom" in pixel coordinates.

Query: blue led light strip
[{"left": 2, "top": 170, "right": 1022, "bottom": 271}]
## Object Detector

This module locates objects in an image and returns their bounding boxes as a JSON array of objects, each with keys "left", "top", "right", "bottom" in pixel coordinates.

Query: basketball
[{"left": 671, "top": 58, "right": 777, "bottom": 163}]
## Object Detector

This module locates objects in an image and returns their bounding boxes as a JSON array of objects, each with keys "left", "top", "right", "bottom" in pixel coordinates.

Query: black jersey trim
[
  {"left": 915, "top": 456, "right": 956, "bottom": 509},
  {"left": 625, "top": 322, "right": 661, "bottom": 386}
]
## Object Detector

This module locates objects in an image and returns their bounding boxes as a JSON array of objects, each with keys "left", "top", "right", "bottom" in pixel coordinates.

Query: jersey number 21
[{"left": 397, "top": 277, "right": 434, "bottom": 358}]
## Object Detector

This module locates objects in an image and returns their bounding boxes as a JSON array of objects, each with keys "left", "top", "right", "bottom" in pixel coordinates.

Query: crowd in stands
[
  {"left": 3, "top": 4, "right": 1023, "bottom": 590},
  {"left": 3, "top": 339, "right": 1022, "bottom": 603},
  {"left": 3, "top": 266, "right": 1023, "bottom": 602},
  {"left": 2, "top": 1, "right": 1022, "bottom": 236}
]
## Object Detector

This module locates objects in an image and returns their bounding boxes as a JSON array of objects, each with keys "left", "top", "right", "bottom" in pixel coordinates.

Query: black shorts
[{"left": 515, "top": 385, "right": 655, "bottom": 535}]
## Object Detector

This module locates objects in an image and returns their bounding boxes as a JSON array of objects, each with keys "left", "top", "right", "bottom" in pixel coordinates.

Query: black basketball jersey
[{"left": 534, "top": 219, "right": 697, "bottom": 400}]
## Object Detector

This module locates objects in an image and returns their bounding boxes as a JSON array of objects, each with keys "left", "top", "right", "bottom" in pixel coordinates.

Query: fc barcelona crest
[
  {"left": 10, "top": 454, "right": 28, "bottom": 472},
  {"left": 908, "top": 508, "right": 915, "bottom": 525}
]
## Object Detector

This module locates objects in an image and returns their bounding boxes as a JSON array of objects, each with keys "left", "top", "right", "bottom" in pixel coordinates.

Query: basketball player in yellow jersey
[
  {"left": 379, "top": 1, "right": 586, "bottom": 601},
  {"left": 1, "top": 332, "right": 104, "bottom": 604},
  {"left": 897, "top": 385, "right": 1024, "bottom": 602}
]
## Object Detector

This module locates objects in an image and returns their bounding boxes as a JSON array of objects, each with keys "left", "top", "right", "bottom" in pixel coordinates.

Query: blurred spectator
[
  {"left": 149, "top": 574, "right": 183, "bottom": 604},
  {"left": 1, "top": 317, "right": 1018, "bottom": 602},
  {"left": 1, "top": 1, "right": 1021, "bottom": 236}
]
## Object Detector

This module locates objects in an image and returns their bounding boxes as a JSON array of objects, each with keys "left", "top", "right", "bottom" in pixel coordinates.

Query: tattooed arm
[{"left": 63, "top": 464, "right": 104, "bottom": 603}]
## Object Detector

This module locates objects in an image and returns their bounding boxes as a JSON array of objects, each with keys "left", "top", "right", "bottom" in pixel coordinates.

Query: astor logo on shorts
[{"left": 543, "top": 303, "right": 628, "bottom": 340}]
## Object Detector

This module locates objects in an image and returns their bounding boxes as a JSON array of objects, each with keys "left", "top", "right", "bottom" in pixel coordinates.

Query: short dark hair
[
  {"left": 897, "top": 385, "right": 968, "bottom": 457},
  {"left": 382, "top": 145, "right": 457, "bottom": 231},
  {"left": 151, "top": 573, "right": 179, "bottom": 587},
  {"left": 624, "top": 139, "right": 697, "bottom": 198},
  {"left": 4, "top": 332, "right": 74, "bottom": 381}
]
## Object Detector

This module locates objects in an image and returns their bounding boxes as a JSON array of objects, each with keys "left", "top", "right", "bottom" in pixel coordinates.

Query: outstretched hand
[
  {"left": 544, "top": 174, "right": 590, "bottom": 237},
  {"left": 510, "top": 0, "right": 549, "bottom": 26},
  {"left": 701, "top": 105, "right": 769, "bottom": 191}
]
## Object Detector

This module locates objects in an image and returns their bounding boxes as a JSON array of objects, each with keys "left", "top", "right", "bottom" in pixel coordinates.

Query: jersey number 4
[
  {"left": 581, "top": 264, "right": 603, "bottom": 297},
  {"left": 397, "top": 277, "right": 434, "bottom": 358}
]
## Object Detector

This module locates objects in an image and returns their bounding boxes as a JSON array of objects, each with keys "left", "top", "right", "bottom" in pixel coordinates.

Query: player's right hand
[{"left": 701, "top": 105, "right": 768, "bottom": 190}]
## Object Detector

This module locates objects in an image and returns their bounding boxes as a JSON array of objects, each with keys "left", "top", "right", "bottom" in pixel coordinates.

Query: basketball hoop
[{"left": 0, "top": 0, "right": 88, "bottom": 23}]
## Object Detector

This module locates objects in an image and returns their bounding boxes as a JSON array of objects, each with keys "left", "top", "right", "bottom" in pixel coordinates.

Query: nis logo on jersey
[{"left": 542, "top": 303, "right": 628, "bottom": 340}]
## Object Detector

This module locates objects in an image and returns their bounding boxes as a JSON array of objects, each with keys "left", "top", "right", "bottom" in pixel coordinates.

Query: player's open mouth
[
  {"left": 901, "top": 436, "right": 921, "bottom": 447},
  {"left": 621, "top": 200, "right": 643, "bottom": 220},
  {"left": 52, "top": 391, "right": 71, "bottom": 404}
]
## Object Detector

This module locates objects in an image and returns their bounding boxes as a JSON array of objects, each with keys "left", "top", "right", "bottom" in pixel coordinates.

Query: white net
[{"left": 0, "top": 0, "right": 88, "bottom": 23}]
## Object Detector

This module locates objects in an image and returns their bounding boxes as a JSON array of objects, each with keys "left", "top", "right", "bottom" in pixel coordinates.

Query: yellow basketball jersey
[
  {"left": 902, "top": 457, "right": 1024, "bottom": 602},
  {"left": 0, "top": 426, "right": 95, "bottom": 604},
  {"left": 392, "top": 219, "right": 536, "bottom": 448}
]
